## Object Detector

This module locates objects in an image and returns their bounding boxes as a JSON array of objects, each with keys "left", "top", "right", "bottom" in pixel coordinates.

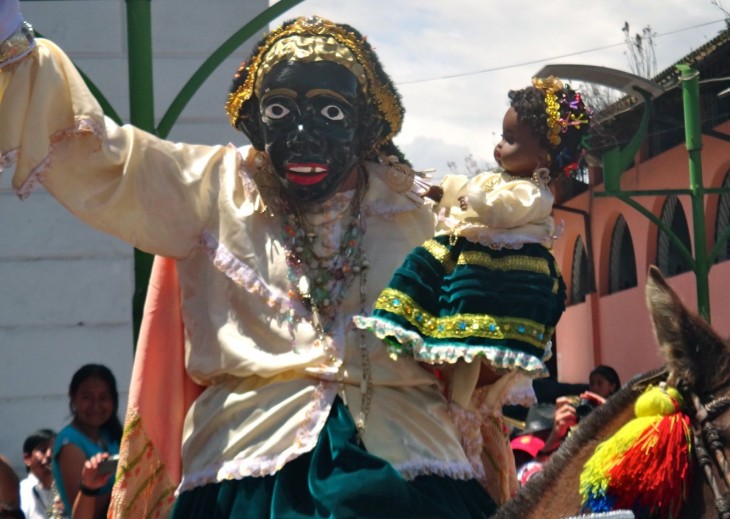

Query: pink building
[{"left": 550, "top": 29, "right": 730, "bottom": 385}]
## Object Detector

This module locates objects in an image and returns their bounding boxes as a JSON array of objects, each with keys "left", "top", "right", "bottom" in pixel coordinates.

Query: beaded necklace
[
  {"left": 279, "top": 166, "right": 373, "bottom": 433},
  {"left": 281, "top": 177, "right": 368, "bottom": 331}
]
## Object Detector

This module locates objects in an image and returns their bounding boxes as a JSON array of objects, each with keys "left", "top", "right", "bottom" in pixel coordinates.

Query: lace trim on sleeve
[
  {"left": 14, "top": 116, "right": 104, "bottom": 200},
  {"left": 0, "top": 148, "right": 18, "bottom": 175}
]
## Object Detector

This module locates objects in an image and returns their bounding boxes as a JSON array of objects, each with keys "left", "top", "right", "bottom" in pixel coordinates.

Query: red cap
[{"left": 510, "top": 434, "right": 545, "bottom": 458}]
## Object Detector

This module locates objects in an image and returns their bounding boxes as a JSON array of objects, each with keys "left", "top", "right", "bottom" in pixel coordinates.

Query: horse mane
[{"left": 494, "top": 368, "right": 666, "bottom": 518}]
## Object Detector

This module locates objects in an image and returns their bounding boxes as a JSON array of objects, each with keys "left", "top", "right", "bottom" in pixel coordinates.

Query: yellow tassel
[{"left": 580, "top": 384, "right": 685, "bottom": 511}]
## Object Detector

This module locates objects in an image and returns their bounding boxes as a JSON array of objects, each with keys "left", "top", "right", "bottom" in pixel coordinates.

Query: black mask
[{"left": 258, "top": 61, "right": 363, "bottom": 203}]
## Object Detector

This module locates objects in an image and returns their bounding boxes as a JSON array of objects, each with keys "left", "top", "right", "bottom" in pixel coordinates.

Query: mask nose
[{"left": 287, "top": 118, "right": 323, "bottom": 153}]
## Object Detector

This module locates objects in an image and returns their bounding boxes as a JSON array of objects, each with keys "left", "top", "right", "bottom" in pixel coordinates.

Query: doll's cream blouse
[
  {"left": 0, "top": 39, "right": 475, "bottom": 491},
  {"left": 437, "top": 170, "right": 556, "bottom": 249}
]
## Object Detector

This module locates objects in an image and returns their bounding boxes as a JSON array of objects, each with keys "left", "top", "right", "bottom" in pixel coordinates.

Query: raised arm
[{"left": 0, "top": 5, "right": 239, "bottom": 258}]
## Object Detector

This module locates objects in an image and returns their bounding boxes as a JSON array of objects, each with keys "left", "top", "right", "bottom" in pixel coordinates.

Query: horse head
[
  {"left": 496, "top": 267, "right": 730, "bottom": 519},
  {"left": 647, "top": 266, "right": 730, "bottom": 519},
  {"left": 646, "top": 265, "right": 730, "bottom": 396}
]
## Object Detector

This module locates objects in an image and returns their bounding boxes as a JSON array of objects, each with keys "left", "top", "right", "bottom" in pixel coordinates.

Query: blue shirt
[{"left": 51, "top": 424, "right": 120, "bottom": 513}]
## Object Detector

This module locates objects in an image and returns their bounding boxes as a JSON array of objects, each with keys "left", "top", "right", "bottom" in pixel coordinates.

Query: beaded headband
[
  {"left": 253, "top": 35, "right": 367, "bottom": 96},
  {"left": 226, "top": 16, "right": 404, "bottom": 146}
]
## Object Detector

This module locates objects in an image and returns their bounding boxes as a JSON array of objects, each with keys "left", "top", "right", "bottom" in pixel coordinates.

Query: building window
[
  {"left": 715, "top": 171, "right": 730, "bottom": 263},
  {"left": 656, "top": 195, "right": 692, "bottom": 276},
  {"left": 608, "top": 216, "right": 637, "bottom": 294},
  {"left": 570, "top": 238, "right": 590, "bottom": 304}
]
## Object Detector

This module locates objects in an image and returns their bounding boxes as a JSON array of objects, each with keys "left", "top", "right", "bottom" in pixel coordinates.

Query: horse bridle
[{"left": 687, "top": 382, "right": 730, "bottom": 519}]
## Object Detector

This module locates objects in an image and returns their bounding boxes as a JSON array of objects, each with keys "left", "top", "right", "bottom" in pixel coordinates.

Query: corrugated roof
[
  {"left": 596, "top": 26, "right": 730, "bottom": 119},
  {"left": 652, "top": 27, "right": 730, "bottom": 88}
]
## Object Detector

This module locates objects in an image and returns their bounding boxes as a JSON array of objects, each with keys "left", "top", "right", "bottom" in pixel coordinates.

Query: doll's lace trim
[{"left": 353, "top": 315, "right": 550, "bottom": 378}]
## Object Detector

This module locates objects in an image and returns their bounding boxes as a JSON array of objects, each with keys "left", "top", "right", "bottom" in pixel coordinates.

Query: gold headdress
[{"left": 226, "top": 16, "right": 404, "bottom": 148}]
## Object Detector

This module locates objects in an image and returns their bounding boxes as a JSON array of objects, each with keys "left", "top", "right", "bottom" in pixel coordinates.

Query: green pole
[
  {"left": 125, "top": 0, "right": 155, "bottom": 344},
  {"left": 677, "top": 64, "right": 710, "bottom": 322}
]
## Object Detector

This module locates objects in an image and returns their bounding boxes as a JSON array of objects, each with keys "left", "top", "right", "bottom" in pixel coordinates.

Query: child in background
[
  {"left": 19, "top": 429, "right": 56, "bottom": 519},
  {"left": 355, "top": 76, "right": 591, "bottom": 502}
]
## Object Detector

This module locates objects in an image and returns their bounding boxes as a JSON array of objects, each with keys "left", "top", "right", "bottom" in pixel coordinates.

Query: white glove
[{"left": 0, "top": 0, "right": 22, "bottom": 42}]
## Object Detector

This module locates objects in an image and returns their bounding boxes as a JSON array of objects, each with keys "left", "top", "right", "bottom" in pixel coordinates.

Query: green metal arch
[{"left": 157, "top": 0, "right": 305, "bottom": 138}]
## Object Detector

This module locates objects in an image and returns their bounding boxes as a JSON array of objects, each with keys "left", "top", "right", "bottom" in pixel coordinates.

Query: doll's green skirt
[{"left": 170, "top": 397, "right": 497, "bottom": 519}]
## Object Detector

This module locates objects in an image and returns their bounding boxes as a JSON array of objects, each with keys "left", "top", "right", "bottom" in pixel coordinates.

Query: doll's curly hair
[{"left": 508, "top": 80, "right": 591, "bottom": 177}]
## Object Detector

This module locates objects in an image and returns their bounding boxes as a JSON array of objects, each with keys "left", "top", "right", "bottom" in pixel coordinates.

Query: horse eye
[
  {"left": 264, "top": 103, "right": 290, "bottom": 120},
  {"left": 321, "top": 105, "right": 345, "bottom": 121}
]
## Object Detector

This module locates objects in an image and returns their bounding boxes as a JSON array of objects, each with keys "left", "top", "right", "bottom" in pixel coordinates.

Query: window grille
[{"left": 608, "top": 216, "right": 637, "bottom": 294}]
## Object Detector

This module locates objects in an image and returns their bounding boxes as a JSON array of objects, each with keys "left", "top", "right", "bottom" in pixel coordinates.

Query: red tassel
[{"left": 607, "top": 413, "right": 692, "bottom": 517}]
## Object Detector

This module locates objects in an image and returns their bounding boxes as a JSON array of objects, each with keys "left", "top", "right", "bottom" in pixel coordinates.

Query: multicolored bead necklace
[
  {"left": 281, "top": 181, "right": 367, "bottom": 330},
  {"left": 279, "top": 168, "right": 373, "bottom": 433}
]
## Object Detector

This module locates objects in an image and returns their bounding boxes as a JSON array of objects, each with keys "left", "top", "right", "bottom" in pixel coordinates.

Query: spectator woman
[{"left": 52, "top": 365, "right": 122, "bottom": 519}]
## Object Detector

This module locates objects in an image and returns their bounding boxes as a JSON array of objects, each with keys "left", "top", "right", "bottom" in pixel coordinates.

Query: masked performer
[{"left": 0, "top": 4, "right": 498, "bottom": 517}]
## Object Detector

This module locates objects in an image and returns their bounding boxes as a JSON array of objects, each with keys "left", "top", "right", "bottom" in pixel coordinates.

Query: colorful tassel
[{"left": 579, "top": 383, "right": 692, "bottom": 518}]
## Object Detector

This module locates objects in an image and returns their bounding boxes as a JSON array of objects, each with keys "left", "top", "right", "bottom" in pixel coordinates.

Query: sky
[{"left": 270, "top": 0, "right": 729, "bottom": 178}]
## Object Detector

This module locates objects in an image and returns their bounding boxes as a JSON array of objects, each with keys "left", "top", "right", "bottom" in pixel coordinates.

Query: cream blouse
[
  {"left": 436, "top": 170, "right": 556, "bottom": 249},
  {"left": 0, "top": 39, "right": 476, "bottom": 491}
]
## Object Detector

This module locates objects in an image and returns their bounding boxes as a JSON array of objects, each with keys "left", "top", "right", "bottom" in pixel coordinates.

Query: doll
[{"left": 355, "top": 76, "right": 591, "bottom": 408}]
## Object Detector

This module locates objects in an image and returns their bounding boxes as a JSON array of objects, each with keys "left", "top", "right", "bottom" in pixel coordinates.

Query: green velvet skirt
[
  {"left": 170, "top": 397, "right": 496, "bottom": 519},
  {"left": 354, "top": 234, "right": 565, "bottom": 376}
]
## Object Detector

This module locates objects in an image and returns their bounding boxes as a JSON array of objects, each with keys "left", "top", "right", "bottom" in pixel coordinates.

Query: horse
[{"left": 494, "top": 266, "right": 730, "bottom": 519}]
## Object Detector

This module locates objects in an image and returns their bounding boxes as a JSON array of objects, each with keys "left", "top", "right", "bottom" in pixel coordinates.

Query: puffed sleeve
[
  {"left": 0, "top": 38, "right": 238, "bottom": 258},
  {"left": 464, "top": 171, "right": 553, "bottom": 230}
]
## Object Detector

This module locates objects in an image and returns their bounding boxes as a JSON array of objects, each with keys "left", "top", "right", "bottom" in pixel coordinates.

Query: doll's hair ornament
[{"left": 531, "top": 76, "right": 591, "bottom": 175}]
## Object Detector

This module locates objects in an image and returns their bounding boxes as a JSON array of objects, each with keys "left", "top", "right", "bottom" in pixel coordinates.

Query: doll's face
[
  {"left": 258, "top": 61, "right": 362, "bottom": 203},
  {"left": 494, "top": 107, "right": 549, "bottom": 177}
]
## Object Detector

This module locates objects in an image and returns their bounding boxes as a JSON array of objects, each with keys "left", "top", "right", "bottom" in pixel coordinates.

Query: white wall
[{"left": 0, "top": 0, "right": 266, "bottom": 475}]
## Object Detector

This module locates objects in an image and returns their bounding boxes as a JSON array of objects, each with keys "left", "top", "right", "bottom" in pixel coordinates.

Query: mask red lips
[{"left": 286, "top": 163, "right": 329, "bottom": 185}]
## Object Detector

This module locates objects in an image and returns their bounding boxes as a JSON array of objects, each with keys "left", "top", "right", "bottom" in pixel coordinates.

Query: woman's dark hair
[
  {"left": 590, "top": 365, "right": 621, "bottom": 394},
  {"left": 69, "top": 364, "right": 123, "bottom": 443},
  {"left": 508, "top": 82, "right": 591, "bottom": 179}
]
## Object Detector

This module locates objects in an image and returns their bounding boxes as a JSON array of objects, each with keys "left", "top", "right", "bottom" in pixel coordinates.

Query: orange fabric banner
[{"left": 109, "top": 256, "right": 204, "bottom": 518}]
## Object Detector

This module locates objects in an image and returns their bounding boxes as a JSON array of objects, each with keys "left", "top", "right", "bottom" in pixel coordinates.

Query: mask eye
[
  {"left": 263, "top": 103, "right": 291, "bottom": 120},
  {"left": 321, "top": 104, "right": 345, "bottom": 121}
]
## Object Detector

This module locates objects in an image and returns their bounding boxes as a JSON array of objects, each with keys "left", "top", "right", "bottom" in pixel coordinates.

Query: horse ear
[{"left": 646, "top": 265, "right": 730, "bottom": 393}]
